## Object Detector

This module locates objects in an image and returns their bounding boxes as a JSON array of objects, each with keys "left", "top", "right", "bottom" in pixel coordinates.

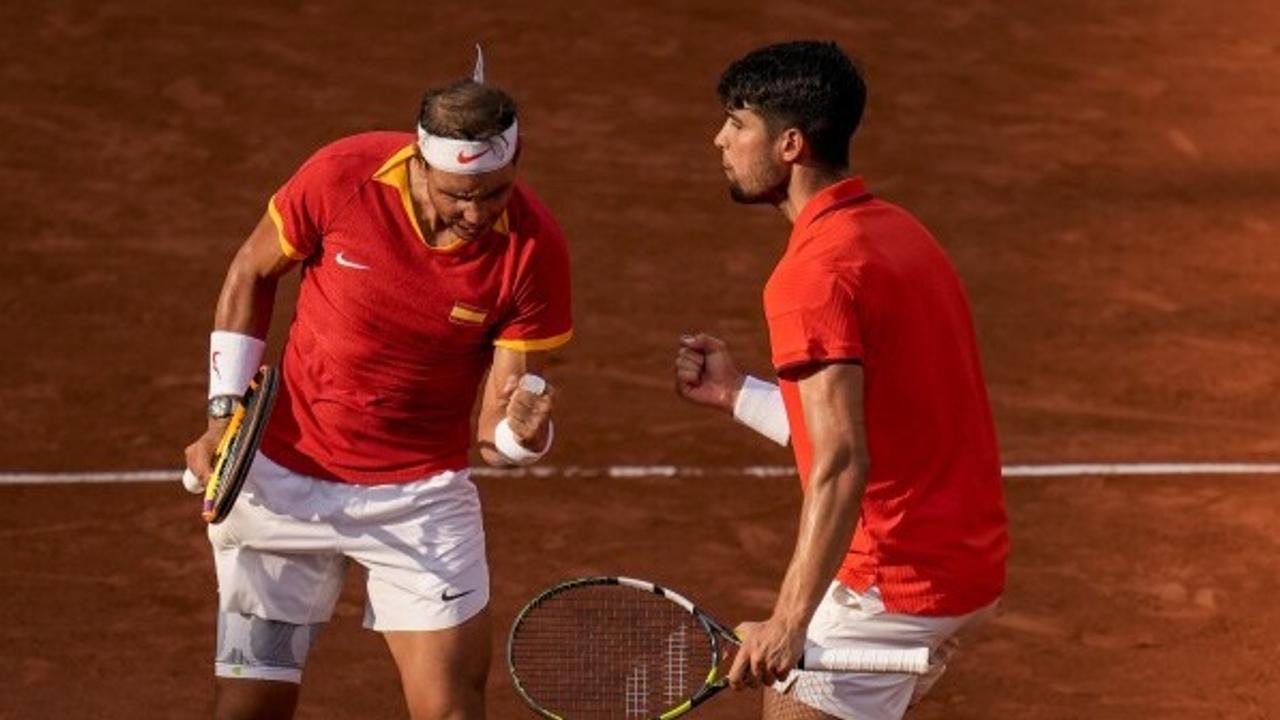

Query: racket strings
[
  {"left": 510, "top": 584, "right": 715, "bottom": 719},
  {"left": 763, "top": 682, "right": 844, "bottom": 720}
]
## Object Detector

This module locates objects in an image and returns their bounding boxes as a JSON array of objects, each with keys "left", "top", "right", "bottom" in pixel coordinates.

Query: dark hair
[
  {"left": 417, "top": 80, "right": 518, "bottom": 139},
  {"left": 717, "top": 41, "right": 866, "bottom": 168}
]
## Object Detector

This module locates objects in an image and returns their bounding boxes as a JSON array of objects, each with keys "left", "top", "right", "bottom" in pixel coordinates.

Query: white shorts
[
  {"left": 773, "top": 582, "right": 998, "bottom": 720},
  {"left": 208, "top": 453, "right": 490, "bottom": 632}
]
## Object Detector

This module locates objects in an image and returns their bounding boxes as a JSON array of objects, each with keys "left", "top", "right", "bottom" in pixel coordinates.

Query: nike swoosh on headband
[{"left": 456, "top": 147, "right": 493, "bottom": 164}]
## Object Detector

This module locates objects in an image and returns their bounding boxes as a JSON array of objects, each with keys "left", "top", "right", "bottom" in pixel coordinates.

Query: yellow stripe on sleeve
[
  {"left": 493, "top": 329, "right": 573, "bottom": 352},
  {"left": 267, "top": 195, "right": 306, "bottom": 261}
]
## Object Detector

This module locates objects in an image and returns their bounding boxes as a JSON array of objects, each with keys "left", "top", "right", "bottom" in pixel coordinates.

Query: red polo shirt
[
  {"left": 259, "top": 132, "right": 572, "bottom": 484},
  {"left": 764, "top": 177, "right": 1007, "bottom": 615}
]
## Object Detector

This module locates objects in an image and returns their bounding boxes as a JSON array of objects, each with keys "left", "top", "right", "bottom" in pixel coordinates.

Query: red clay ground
[{"left": 2, "top": 0, "right": 1279, "bottom": 718}]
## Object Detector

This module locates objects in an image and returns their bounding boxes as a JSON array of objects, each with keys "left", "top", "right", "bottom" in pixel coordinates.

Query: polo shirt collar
[
  {"left": 370, "top": 143, "right": 510, "bottom": 252},
  {"left": 789, "top": 176, "right": 871, "bottom": 240}
]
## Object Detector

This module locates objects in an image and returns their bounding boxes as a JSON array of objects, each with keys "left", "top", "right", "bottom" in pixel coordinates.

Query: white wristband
[
  {"left": 733, "top": 375, "right": 791, "bottom": 446},
  {"left": 494, "top": 418, "right": 554, "bottom": 466},
  {"left": 209, "top": 331, "right": 266, "bottom": 399}
]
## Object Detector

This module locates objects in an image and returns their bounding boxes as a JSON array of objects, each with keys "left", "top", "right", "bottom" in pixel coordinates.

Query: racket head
[
  {"left": 202, "top": 365, "right": 280, "bottom": 524},
  {"left": 508, "top": 577, "right": 732, "bottom": 720}
]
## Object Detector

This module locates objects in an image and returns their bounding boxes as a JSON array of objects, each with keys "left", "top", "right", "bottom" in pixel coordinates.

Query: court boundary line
[{"left": 1, "top": 462, "right": 1279, "bottom": 485}]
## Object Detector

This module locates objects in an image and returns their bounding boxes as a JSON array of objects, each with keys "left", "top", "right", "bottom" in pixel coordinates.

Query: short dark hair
[
  {"left": 417, "top": 80, "right": 517, "bottom": 139},
  {"left": 717, "top": 41, "right": 866, "bottom": 168}
]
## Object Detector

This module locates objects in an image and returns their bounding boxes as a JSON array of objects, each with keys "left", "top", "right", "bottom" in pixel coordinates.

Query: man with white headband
[{"left": 182, "top": 48, "right": 571, "bottom": 720}]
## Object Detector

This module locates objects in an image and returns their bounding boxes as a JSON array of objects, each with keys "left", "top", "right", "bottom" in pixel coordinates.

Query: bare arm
[
  {"left": 674, "top": 333, "right": 789, "bottom": 445},
  {"left": 475, "top": 346, "right": 553, "bottom": 467},
  {"left": 214, "top": 212, "right": 300, "bottom": 335},
  {"left": 728, "top": 361, "right": 869, "bottom": 689},
  {"left": 183, "top": 213, "right": 300, "bottom": 483},
  {"left": 771, "top": 362, "right": 869, "bottom": 630}
]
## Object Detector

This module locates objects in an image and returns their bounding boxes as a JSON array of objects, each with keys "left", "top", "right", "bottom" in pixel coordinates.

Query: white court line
[
  {"left": 1, "top": 463, "right": 1280, "bottom": 485},
  {"left": 1003, "top": 463, "right": 1280, "bottom": 477}
]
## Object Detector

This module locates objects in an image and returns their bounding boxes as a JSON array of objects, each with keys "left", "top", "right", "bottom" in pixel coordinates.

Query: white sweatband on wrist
[
  {"left": 733, "top": 375, "right": 791, "bottom": 446},
  {"left": 494, "top": 417, "right": 553, "bottom": 466},
  {"left": 209, "top": 331, "right": 266, "bottom": 399}
]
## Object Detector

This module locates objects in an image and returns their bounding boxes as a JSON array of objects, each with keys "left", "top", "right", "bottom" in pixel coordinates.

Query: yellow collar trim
[
  {"left": 372, "top": 144, "right": 428, "bottom": 245},
  {"left": 372, "top": 143, "right": 509, "bottom": 253}
]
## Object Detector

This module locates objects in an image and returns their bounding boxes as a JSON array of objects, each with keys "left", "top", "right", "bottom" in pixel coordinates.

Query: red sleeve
[
  {"left": 494, "top": 206, "right": 573, "bottom": 352},
  {"left": 767, "top": 269, "right": 863, "bottom": 372},
  {"left": 266, "top": 151, "right": 349, "bottom": 261}
]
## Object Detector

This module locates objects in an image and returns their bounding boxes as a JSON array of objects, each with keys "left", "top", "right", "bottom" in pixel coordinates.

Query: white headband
[
  {"left": 416, "top": 120, "right": 519, "bottom": 175},
  {"left": 416, "top": 43, "right": 517, "bottom": 175}
]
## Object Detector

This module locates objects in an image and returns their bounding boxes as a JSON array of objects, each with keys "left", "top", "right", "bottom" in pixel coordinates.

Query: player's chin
[
  {"left": 451, "top": 223, "right": 484, "bottom": 240},
  {"left": 727, "top": 182, "right": 769, "bottom": 205}
]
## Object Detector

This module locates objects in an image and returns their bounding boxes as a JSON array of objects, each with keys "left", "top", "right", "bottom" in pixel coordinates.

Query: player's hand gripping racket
[
  {"left": 508, "top": 576, "right": 929, "bottom": 719},
  {"left": 199, "top": 365, "right": 279, "bottom": 524}
]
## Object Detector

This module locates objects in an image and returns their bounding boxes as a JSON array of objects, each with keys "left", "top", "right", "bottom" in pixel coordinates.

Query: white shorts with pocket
[
  {"left": 773, "top": 582, "right": 998, "bottom": 720},
  {"left": 208, "top": 452, "right": 490, "bottom": 631}
]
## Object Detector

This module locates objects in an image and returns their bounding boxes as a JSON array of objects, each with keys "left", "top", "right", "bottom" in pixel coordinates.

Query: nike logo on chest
[{"left": 335, "top": 251, "right": 371, "bottom": 270}]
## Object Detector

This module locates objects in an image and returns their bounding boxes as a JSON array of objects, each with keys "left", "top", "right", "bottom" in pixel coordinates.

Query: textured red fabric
[
  {"left": 766, "top": 178, "right": 1007, "bottom": 615},
  {"left": 261, "top": 132, "right": 572, "bottom": 483}
]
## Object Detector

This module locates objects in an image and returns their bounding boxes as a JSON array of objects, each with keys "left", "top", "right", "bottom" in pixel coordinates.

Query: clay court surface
[{"left": 2, "top": 1, "right": 1279, "bottom": 718}]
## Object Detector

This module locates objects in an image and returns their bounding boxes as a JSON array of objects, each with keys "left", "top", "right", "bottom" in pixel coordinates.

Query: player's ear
[{"left": 778, "top": 128, "right": 804, "bottom": 163}]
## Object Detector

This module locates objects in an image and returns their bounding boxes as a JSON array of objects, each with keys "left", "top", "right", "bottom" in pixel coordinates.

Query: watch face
[{"left": 208, "top": 395, "right": 237, "bottom": 419}]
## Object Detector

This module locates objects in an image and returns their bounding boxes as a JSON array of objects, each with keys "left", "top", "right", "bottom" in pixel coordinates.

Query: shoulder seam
[{"left": 322, "top": 173, "right": 379, "bottom": 237}]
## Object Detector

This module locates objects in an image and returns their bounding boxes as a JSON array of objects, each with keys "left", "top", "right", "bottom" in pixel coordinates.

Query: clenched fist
[
  {"left": 500, "top": 373, "right": 555, "bottom": 450},
  {"left": 674, "top": 333, "right": 744, "bottom": 413}
]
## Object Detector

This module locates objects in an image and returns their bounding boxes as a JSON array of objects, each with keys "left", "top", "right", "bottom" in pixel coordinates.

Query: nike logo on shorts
[
  {"left": 441, "top": 588, "right": 476, "bottom": 602},
  {"left": 335, "top": 251, "right": 370, "bottom": 270}
]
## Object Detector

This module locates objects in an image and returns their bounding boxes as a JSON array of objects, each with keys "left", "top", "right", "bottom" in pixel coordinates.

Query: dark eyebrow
[
  {"left": 482, "top": 182, "right": 512, "bottom": 199},
  {"left": 445, "top": 181, "right": 512, "bottom": 201}
]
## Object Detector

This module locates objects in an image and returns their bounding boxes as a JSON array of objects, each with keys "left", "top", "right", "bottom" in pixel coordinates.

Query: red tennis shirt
[
  {"left": 764, "top": 177, "right": 1007, "bottom": 616},
  {"left": 258, "top": 132, "right": 572, "bottom": 484}
]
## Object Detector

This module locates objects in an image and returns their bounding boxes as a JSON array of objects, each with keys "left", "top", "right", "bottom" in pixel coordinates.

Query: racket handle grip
[{"left": 799, "top": 646, "right": 930, "bottom": 675}]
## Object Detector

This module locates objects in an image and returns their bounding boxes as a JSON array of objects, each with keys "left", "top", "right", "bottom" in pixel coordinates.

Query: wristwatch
[{"left": 207, "top": 394, "right": 239, "bottom": 420}]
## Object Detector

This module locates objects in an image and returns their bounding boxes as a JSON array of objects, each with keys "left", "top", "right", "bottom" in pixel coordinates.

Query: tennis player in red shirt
[
  {"left": 676, "top": 41, "right": 1008, "bottom": 719},
  {"left": 182, "top": 52, "right": 570, "bottom": 720}
]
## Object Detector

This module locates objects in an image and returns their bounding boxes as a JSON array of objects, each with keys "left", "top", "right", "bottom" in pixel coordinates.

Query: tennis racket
[
  {"left": 201, "top": 365, "right": 279, "bottom": 524},
  {"left": 508, "top": 576, "right": 930, "bottom": 719}
]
